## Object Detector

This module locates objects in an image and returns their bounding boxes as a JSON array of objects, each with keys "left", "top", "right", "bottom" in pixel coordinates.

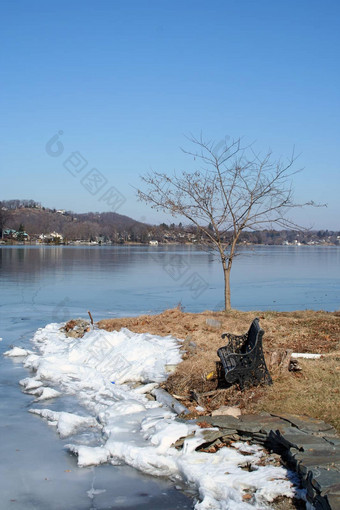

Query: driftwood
[
  {"left": 152, "top": 388, "right": 190, "bottom": 415},
  {"left": 280, "top": 349, "right": 293, "bottom": 372},
  {"left": 190, "top": 390, "right": 204, "bottom": 407},
  {"left": 88, "top": 310, "right": 94, "bottom": 326}
]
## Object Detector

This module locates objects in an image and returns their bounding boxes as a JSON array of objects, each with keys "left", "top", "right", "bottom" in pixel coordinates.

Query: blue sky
[{"left": 1, "top": 0, "right": 339, "bottom": 228}]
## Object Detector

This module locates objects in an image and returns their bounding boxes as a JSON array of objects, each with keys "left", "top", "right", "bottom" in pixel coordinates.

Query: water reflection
[{"left": 0, "top": 245, "right": 339, "bottom": 314}]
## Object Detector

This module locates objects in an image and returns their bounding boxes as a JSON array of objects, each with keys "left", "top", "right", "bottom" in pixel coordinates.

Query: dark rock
[
  {"left": 199, "top": 429, "right": 225, "bottom": 443},
  {"left": 326, "top": 493, "right": 340, "bottom": 510},
  {"left": 172, "top": 432, "right": 195, "bottom": 449},
  {"left": 311, "top": 470, "right": 340, "bottom": 493},
  {"left": 221, "top": 433, "right": 241, "bottom": 441},
  {"left": 314, "top": 495, "right": 332, "bottom": 510},
  {"left": 324, "top": 437, "right": 340, "bottom": 447},
  {"left": 273, "top": 413, "right": 337, "bottom": 435},
  {"left": 295, "top": 449, "right": 340, "bottom": 469},
  {"left": 238, "top": 415, "right": 289, "bottom": 435},
  {"left": 279, "top": 432, "right": 331, "bottom": 452},
  {"left": 199, "top": 415, "right": 240, "bottom": 430}
]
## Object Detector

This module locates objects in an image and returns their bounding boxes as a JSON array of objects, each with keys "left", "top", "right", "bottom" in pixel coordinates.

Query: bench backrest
[{"left": 241, "top": 318, "right": 263, "bottom": 353}]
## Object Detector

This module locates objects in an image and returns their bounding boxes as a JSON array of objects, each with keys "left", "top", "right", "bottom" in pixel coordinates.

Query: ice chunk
[
  {"left": 133, "top": 382, "right": 158, "bottom": 394},
  {"left": 149, "top": 421, "right": 195, "bottom": 454},
  {"left": 29, "top": 409, "right": 100, "bottom": 438},
  {"left": 19, "top": 377, "right": 43, "bottom": 390},
  {"left": 67, "top": 445, "right": 110, "bottom": 467},
  {"left": 34, "top": 387, "right": 61, "bottom": 400},
  {"left": 4, "top": 346, "right": 32, "bottom": 357}
]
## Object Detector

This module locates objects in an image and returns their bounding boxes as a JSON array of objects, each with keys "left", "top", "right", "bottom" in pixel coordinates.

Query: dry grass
[
  {"left": 251, "top": 353, "right": 340, "bottom": 432},
  {"left": 98, "top": 308, "right": 340, "bottom": 433}
]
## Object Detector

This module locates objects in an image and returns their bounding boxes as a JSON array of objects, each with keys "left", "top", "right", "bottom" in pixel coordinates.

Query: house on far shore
[
  {"left": 39, "top": 232, "right": 64, "bottom": 243},
  {"left": 3, "top": 229, "right": 17, "bottom": 239},
  {"left": 149, "top": 240, "right": 158, "bottom": 246},
  {"left": 3, "top": 229, "right": 30, "bottom": 241}
]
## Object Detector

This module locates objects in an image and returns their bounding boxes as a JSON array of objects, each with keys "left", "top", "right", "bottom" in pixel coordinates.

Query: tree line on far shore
[{"left": 0, "top": 199, "right": 338, "bottom": 246}]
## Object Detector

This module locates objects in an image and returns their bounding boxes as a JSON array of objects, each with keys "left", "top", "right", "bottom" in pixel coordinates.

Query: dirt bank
[{"left": 98, "top": 308, "right": 340, "bottom": 432}]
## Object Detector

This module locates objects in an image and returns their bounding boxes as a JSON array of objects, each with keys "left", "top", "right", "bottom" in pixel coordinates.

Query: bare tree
[{"left": 138, "top": 135, "right": 316, "bottom": 311}]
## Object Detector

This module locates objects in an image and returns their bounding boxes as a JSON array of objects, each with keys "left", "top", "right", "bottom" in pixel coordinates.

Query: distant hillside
[{"left": 1, "top": 201, "right": 149, "bottom": 242}]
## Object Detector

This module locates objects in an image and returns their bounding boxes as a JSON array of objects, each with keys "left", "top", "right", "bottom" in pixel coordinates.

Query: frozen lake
[
  {"left": 0, "top": 244, "right": 339, "bottom": 509},
  {"left": 1, "top": 244, "right": 339, "bottom": 317}
]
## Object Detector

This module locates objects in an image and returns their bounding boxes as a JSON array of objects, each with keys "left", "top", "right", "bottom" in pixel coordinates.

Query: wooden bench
[{"left": 217, "top": 318, "right": 272, "bottom": 389}]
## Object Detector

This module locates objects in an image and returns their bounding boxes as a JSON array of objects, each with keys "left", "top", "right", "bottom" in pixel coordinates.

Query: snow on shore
[{"left": 7, "top": 323, "right": 301, "bottom": 509}]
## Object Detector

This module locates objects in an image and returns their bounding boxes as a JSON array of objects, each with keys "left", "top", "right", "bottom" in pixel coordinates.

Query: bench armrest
[{"left": 220, "top": 332, "right": 247, "bottom": 352}]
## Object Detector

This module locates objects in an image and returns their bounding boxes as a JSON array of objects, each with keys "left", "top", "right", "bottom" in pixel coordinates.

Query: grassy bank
[{"left": 98, "top": 309, "right": 340, "bottom": 433}]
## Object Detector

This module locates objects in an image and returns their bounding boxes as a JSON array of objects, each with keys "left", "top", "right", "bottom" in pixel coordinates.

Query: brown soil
[{"left": 98, "top": 308, "right": 340, "bottom": 432}]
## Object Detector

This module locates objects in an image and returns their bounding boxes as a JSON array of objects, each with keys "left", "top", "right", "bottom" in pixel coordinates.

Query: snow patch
[{"left": 12, "top": 323, "right": 300, "bottom": 509}]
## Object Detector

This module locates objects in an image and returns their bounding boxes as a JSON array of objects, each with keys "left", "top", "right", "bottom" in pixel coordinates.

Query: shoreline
[
  {"left": 1, "top": 240, "right": 339, "bottom": 247},
  {"left": 98, "top": 308, "right": 340, "bottom": 433}
]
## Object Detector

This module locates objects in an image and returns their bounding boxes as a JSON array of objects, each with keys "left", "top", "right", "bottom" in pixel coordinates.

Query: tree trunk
[{"left": 222, "top": 261, "right": 231, "bottom": 311}]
